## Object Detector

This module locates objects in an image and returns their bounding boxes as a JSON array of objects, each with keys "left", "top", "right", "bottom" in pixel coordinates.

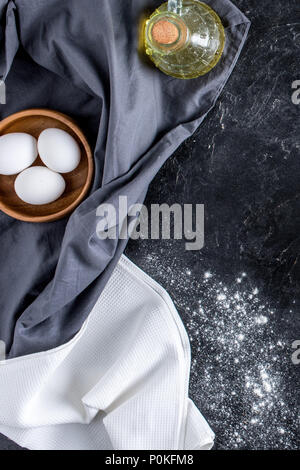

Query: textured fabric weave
[{"left": 0, "top": 257, "right": 214, "bottom": 450}]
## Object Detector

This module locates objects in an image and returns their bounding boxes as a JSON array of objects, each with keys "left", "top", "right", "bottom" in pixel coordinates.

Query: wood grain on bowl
[{"left": 0, "top": 109, "right": 93, "bottom": 223}]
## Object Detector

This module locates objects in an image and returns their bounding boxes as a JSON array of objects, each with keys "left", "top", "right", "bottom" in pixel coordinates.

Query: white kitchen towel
[{"left": 0, "top": 256, "right": 214, "bottom": 450}]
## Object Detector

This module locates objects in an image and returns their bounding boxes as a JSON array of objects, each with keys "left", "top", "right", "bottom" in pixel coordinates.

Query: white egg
[
  {"left": 38, "top": 128, "right": 81, "bottom": 173},
  {"left": 0, "top": 133, "right": 38, "bottom": 175},
  {"left": 15, "top": 166, "right": 66, "bottom": 205}
]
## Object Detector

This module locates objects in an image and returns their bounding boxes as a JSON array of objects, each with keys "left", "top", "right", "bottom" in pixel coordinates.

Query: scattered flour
[{"left": 138, "top": 251, "right": 299, "bottom": 449}]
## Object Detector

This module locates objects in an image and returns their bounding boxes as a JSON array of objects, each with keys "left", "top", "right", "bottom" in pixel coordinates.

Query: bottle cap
[
  {"left": 146, "top": 13, "right": 189, "bottom": 54},
  {"left": 152, "top": 19, "right": 180, "bottom": 45}
]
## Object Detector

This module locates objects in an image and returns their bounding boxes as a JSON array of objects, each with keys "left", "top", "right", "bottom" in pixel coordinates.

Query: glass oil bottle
[{"left": 144, "top": 0, "right": 225, "bottom": 79}]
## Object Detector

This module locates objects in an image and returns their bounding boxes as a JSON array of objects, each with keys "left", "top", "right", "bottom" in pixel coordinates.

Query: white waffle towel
[{"left": 0, "top": 256, "right": 214, "bottom": 450}]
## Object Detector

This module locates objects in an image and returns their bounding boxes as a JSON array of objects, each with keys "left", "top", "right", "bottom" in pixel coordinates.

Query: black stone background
[{"left": 1, "top": 0, "right": 299, "bottom": 451}]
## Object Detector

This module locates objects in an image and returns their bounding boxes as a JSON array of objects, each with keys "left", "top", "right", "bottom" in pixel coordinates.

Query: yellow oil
[{"left": 144, "top": 0, "right": 225, "bottom": 79}]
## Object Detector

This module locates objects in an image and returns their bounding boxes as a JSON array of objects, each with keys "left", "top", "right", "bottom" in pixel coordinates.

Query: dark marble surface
[{"left": 1, "top": 0, "right": 299, "bottom": 451}]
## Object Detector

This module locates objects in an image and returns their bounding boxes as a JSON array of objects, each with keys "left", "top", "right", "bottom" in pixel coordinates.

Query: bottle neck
[{"left": 168, "top": 0, "right": 183, "bottom": 16}]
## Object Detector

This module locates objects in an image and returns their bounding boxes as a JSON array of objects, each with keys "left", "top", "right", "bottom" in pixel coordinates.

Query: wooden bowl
[{"left": 0, "top": 109, "right": 94, "bottom": 223}]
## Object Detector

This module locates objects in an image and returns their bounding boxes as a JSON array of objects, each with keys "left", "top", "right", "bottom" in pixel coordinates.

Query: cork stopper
[{"left": 152, "top": 19, "right": 179, "bottom": 45}]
